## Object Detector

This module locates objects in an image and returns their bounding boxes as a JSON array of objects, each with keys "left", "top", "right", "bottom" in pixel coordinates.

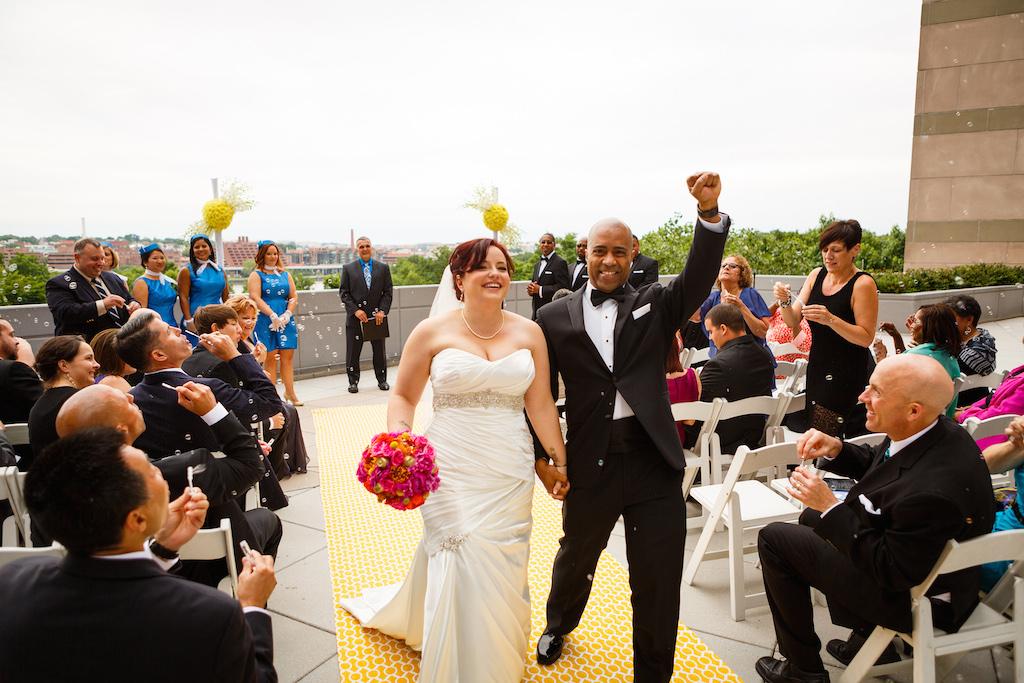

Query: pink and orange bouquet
[{"left": 356, "top": 431, "right": 440, "bottom": 511}]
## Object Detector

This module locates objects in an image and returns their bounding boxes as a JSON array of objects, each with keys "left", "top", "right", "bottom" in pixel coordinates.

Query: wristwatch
[
  {"left": 697, "top": 205, "right": 719, "bottom": 220},
  {"left": 148, "top": 537, "right": 179, "bottom": 561}
]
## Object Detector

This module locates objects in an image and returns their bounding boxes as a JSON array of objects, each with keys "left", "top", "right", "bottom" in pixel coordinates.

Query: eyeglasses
[
  {"left": 576, "top": 243, "right": 586, "bottom": 248},
  {"left": 720, "top": 263, "right": 741, "bottom": 270}
]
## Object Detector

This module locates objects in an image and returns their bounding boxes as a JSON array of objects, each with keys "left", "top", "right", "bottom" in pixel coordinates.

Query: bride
[{"left": 341, "top": 238, "right": 569, "bottom": 682}]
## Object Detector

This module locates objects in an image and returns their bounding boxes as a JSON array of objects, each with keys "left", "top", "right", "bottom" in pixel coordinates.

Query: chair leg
[
  {"left": 683, "top": 495, "right": 727, "bottom": 585},
  {"left": 728, "top": 493, "right": 745, "bottom": 621},
  {"left": 839, "top": 627, "right": 897, "bottom": 683}
]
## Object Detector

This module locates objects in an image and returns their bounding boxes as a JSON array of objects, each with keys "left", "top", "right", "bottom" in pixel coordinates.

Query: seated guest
[
  {"left": 185, "top": 304, "right": 290, "bottom": 480},
  {"left": 0, "top": 317, "right": 43, "bottom": 462},
  {"left": 956, "top": 332, "right": 1024, "bottom": 450},
  {"left": 978, "top": 415, "right": 1024, "bottom": 590},
  {"left": 57, "top": 383, "right": 282, "bottom": 583},
  {"left": 115, "top": 310, "right": 288, "bottom": 510},
  {"left": 0, "top": 427, "right": 278, "bottom": 682},
  {"left": 667, "top": 332, "right": 700, "bottom": 447},
  {"left": 765, "top": 300, "right": 812, "bottom": 379},
  {"left": 945, "top": 294, "right": 997, "bottom": 406},
  {"left": 227, "top": 294, "right": 309, "bottom": 475},
  {"left": 26, "top": 335, "right": 99, "bottom": 469},
  {"left": 89, "top": 328, "right": 135, "bottom": 393},
  {"left": 877, "top": 303, "right": 961, "bottom": 416},
  {"left": 684, "top": 303, "right": 774, "bottom": 454},
  {"left": 754, "top": 355, "right": 994, "bottom": 683},
  {"left": 694, "top": 254, "right": 771, "bottom": 358}
]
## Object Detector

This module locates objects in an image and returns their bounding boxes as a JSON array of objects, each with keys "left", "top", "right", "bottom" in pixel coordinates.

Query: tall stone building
[{"left": 906, "top": 1, "right": 1024, "bottom": 269}]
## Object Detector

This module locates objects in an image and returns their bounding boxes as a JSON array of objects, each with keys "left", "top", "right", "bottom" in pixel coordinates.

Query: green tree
[
  {"left": 291, "top": 272, "right": 314, "bottom": 291},
  {"left": 0, "top": 253, "right": 50, "bottom": 305},
  {"left": 241, "top": 259, "right": 256, "bottom": 277}
]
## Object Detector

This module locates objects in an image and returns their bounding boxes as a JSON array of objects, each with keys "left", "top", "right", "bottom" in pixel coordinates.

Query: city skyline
[{"left": 2, "top": 2, "right": 922, "bottom": 244}]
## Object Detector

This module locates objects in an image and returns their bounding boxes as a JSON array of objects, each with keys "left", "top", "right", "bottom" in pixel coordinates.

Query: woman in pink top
[{"left": 667, "top": 332, "right": 701, "bottom": 446}]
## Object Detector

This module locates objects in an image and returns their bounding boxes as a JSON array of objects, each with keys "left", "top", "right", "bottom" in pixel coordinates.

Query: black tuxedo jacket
[
  {"left": 536, "top": 217, "right": 728, "bottom": 487},
  {"left": 628, "top": 253, "right": 660, "bottom": 290},
  {"left": 339, "top": 258, "right": 393, "bottom": 328},
  {"left": 808, "top": 416, "right": 995, "bottom": 632},
  {"left": 182, "top": 345, "right": 243, "bottom": 388},
  {"left": 569, "top": 259, "right": 588, "bottom": 292},
  {"left": 0, "top": 553, "right": 275, "bottom": 683},
  {"left": 45, "top": 267, "right": 135, "bottom": 340},
  {"left": 530, "top": 252, "right": 571, "bottom": 318},
  {"left": 689, "top": 334, "right": 774, "bottom": 453},
  {"left": 129, "top": 355, "right": 282, "bottom": 459},
  {"left": 0, "top": 359, "right": 42, "bottom": 425}
]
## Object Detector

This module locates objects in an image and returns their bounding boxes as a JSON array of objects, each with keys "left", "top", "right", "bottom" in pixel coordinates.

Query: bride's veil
[{"left": 429, "top": 265, "right": 463, "bottom": 318}]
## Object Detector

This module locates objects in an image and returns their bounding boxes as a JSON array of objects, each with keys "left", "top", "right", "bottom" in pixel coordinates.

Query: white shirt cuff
[
  {"left": 200, "top": 403, "right": 229, "bottom": 426},
  {"left": 697, "top": 216, "right": 726, "bottom": 233},
  {"left": 243, "top": 606, "right": 271, "bottom": 617},
  {"left": 819, "top": 501, "right": 844, "bottom": 518},
  {"left": 144, "top": 539, "right": 181, "bottom": 572},
  {"left": 96, "top": 300, "right": 107, "bottom": 316}
]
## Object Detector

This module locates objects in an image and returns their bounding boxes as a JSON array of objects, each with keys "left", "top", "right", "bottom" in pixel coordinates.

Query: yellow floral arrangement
[
  {"left": 187, "top": 179, "right": 257, "bottom": 237},
  {"left": 463, "top": 185, "right": 522, "bottom": 246}
]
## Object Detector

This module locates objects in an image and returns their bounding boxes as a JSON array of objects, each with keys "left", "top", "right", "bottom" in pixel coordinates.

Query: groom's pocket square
[
  {"left": 858, "top": 494, "right": 882, "bottom": 515},
  {"left": 632, "top": 303, "right": 651, "bottom": 320}
]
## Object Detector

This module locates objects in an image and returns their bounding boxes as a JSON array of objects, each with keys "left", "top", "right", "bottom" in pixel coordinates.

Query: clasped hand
[{"left": 535, "top": 460, "right": 569, "bottom": 501}]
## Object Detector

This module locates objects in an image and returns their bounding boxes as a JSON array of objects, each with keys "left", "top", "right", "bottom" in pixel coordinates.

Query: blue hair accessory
[
  {"left": 99, "top": 241, "right": 113, "bottom": 248},
  {"left": 190, "top": 234, "right": 211, "bottom": 245},
  {"left": 139, "top": 243, "right": 160, "bottom": 256},
  {"left": 257, "top": 240, "right": 275, "bottom": 249}
]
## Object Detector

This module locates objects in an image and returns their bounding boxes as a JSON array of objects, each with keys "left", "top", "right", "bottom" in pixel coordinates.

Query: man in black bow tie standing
[
  {"left": 526, "top": 233, "right": 570, "bottom": 320},
  {"left": 534, "top": 173, "right": 729, "bottom": 682},
  {"left": 569, "top": 237, "right": 588, "bottom": 291}
]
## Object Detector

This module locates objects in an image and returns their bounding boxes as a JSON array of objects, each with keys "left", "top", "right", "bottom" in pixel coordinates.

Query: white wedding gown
[{"left": 341, "top": 347, "right": 536, "bottom": 682}]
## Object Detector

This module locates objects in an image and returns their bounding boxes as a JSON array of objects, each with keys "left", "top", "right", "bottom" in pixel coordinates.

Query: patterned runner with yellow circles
[{"left": 313, "top": 404, "right": 739, "bottom": 682}]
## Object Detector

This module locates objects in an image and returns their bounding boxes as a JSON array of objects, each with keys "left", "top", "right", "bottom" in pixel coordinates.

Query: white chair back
[
  {"left": 0, "top": 466, "right": 29, "bottom": 545},
  {"left": 0, "top": 542, "right": 64, "bottom": 568},
  {"left": 3, "top": 423, "right": 30, "bottom": 447},
  {"left": 177, "top": 518, "right": 239, "bottom": 596},
  {"left": 962, "top": 414, "right": 1020, "bottom": 442},
  {"left": 707, "top": 394, "right": 785, "bottom": 484},
  {"left": 960, "top": 369, "right": 1008, "bottom": 394}
]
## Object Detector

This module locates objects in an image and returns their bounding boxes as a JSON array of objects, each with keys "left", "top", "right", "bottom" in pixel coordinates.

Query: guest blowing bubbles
[
  {"left": 694, "top": 253, "right": 771, "bottom": 357},
  {"left": 177, "top": 234, "right": 229, "bottom": 335},
  {"left": 132, "top": 244, "right": 179, "bottom": 328},
  {"left": 773, "top": 220, "right": 878, "bottom": 437}
]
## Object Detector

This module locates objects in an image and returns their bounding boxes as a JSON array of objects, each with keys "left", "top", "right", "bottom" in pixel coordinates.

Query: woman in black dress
[
  {"left": 26, "top": 336, "right": 100, "bottom": 469},
  {"left": 773, "top": 220, "right": 878, "bottom": 437}
]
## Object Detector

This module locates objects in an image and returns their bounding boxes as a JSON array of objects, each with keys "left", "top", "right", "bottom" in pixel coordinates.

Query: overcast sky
[{"left": 0, "top": 1, "right": 922, "bottom": 246}]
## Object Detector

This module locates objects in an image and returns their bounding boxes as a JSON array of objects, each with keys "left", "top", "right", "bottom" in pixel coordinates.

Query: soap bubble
[{"left": 954, "top": 276, "right": 964, "bottom": 286}]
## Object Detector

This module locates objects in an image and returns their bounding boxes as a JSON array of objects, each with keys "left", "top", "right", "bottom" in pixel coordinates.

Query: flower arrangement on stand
[
  {"left": 462, "top": 185, "right": 522, "bottom": 246},
  {"left": 356, "top": 431, "right": 441, "bottom": 511},
  {"left": 185, "top": 178, "right": 257, "bottom": 238}
]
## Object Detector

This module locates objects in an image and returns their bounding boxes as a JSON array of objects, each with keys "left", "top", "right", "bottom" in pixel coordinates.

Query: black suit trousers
[
  {"left": 346, "top": 323, "right": 387, "bottom": 384},
  {"left": 546, "top": 440, "right": 686, "bottom": 683}
]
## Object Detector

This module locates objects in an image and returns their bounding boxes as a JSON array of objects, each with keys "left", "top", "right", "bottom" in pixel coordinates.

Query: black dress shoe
[
  {"left": 536, "top": 630, "right": 564, "bottom": 665},
  {"left": 348, "top": 384, "right": 359, "bottom": 394},
  {"left": 826, "top": 632, "right": 901, "bottom": 667},
  {"left": 378, "top": 381, "right": 390, "bottom": 391},
  {"left": 755, "top": 656, "right": 830, "bottom": 683}
]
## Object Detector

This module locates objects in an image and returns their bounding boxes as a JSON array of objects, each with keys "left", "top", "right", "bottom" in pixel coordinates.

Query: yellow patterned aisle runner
[{"left": 314, "top": 405, "right": 740, "bottom": 683}]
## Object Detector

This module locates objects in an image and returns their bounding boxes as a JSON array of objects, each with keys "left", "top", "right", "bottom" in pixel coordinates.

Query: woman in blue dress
[
  {"left": 132, "top": 243, "right": 179, "bottom": 328},
  {"left": 247, "top": 240, "right": 301, "bottom": 405},
  {"left": 177, "top": 234, "right": 229, "bottom": 337},
  {"left": 693, "top": 253, "right": 772, "bottom": 357}
]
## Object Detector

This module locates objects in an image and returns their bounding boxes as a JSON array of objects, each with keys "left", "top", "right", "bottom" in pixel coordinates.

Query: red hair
[{"left": 449, "top": 239, "right": 514, "bottom": 301}]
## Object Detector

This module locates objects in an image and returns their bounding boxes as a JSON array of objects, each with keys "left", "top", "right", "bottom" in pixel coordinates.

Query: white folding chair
[
  {"left": 708, "top": 394, "right": 786, "bottom": 485},
  {"left": 0, "top": 466, "right": 29, "bottom": 546},
  {"left": 0, "top": 541, "right": 64, "bottom": 568},
  {"left": 178, "top": 518, "right": 239, "bottom": 597},
  {"left": 682, "top": 441, "right": 804, "bottom": 621},
  {"left": 678, "top": 346, "right": 696, "bottom": 371},
  {"left": 963, "top": 414, "right": 1023, "bottom": 488},
  {"left": 671, "top": 398, "right": 725, "bottom": 501},
  {"left": 960, "top": 369, "right": 1008, "bottom": 395},
  {"left": 773, "top": 358, "right": 808, "bottom": 396},
  {"left": 840, "top": 530, "right": 1024, "bottom": 683},
  {"left": 4, "top": 423, "right": 30, "bottom": 449},
  {"left": 683, "top": 346, "right": 710, "bottom": 370},
  {"left": 769, "top": 392, "right": 807, "bottom": 444}
]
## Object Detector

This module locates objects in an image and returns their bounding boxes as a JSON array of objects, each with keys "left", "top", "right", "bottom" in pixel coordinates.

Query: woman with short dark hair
[{"left": 177, "top": 234, "right": 229, "bottom": 335}]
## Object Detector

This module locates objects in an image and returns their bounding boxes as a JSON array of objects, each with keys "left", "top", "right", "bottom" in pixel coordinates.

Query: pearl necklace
[{"left": 462, "top": 310, "right": 504, "bottom": 340}]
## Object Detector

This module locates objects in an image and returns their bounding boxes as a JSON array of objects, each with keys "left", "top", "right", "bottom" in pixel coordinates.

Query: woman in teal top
[
  {"left": 248, "top": 240, "right": 301, "bottom": 405},
  {"left": 177, "top": 234, "right": 229, "bottom": 335},
  {"left": 878, "top": 303, "right": 963, "bottom": 416},
  {"left": 131, "top": 243, "right": 179, "bottom": 328}
]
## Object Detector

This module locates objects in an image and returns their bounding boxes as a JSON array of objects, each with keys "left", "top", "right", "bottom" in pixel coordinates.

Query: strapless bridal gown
[{"left": 341, "top": 348, "right": 536, "bottom": 682}]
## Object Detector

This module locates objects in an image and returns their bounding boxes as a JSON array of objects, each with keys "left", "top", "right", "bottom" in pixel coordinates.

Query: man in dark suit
[
  {"left": 754, "top": 354, "right": 995, "bottom": 683},
  {"left": 527, "top": 233, "right": 571, "bottom": 319},
  {"left": 534, "top": 172, "right": 728, "bottom": 682},
  {"left": 0, "top": 317, "right": 43, "bottom": 461},
  {"left": 683, "top": 303, "right": 774, "bottom": 453},
  {"left": 56, "top": 383, "right": 283, "bottom": 584},
  {"left": 0, "top": 426, "right": 277, "bottom": 683},
  {"left": 339, "top": 236, "right": 393, "bottom": 393},
  {"left": 569, "top": 237, "right": 588, "bottom": 291},
  {"left": 45, "top": 237, "right": 139, "bottom": 341},
  {"left": 628, "top": 234, "right": 660, "bottom": 290}
]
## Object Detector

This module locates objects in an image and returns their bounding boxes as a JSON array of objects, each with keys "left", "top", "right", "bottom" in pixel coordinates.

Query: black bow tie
[
  {"left": 590, "top": 287, "right": 626, "bottom": 306},
  {"left": 539, "top": 255, "right": 549, "bottom": 261},
  {"left": 576, "top": 258, "right": 585, "bottom": 264}
]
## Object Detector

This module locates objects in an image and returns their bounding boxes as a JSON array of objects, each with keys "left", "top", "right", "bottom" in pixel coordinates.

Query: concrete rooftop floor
[{"left": 271, "top": 316, "right": 1024, "bottom": 682}]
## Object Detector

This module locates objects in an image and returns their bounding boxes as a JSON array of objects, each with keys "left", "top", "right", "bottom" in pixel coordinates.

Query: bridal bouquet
[{"left": 357, "top": 431, "right": 440, "bottom": 511}]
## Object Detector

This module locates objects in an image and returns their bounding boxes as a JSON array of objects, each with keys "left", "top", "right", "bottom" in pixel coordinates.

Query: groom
[{"left": 535, "top": 172, "right": 728, "bottom": 682}]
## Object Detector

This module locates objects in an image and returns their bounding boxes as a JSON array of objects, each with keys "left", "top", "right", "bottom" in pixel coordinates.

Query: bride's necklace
[{"left": 462, "top": 310, "right": 504, "bottom": 340}]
